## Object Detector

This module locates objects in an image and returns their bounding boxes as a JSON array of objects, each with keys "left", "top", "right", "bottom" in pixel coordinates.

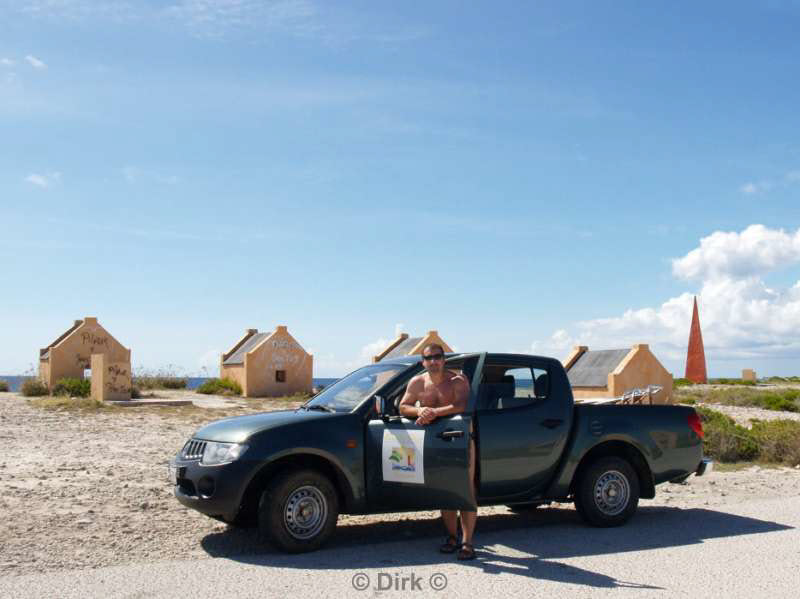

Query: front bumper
[
  {"left": 170, "top": 456, "right": 260, "bottom": 521},
  {"left": 695, "top": 458, "right": 713, "bottom": 477}
]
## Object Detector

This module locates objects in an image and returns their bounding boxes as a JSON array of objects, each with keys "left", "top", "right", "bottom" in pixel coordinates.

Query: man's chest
[{"left": 418, "top": 381, "right": 456, "bottom": 406}]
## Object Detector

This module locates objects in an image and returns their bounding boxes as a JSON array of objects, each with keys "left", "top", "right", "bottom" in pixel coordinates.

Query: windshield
[{"left": 304, "top": 363, "right": 408, "bottom": 412}]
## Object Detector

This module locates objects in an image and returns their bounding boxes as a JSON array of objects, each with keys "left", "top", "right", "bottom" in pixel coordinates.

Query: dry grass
[{"left": 28, "top": 397, "right": 121, "bottom": 412}]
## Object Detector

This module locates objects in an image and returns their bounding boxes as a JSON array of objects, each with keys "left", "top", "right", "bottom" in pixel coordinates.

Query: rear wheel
[
  {"left": 258, "top": 469, "right": 339, "bottom": 553},
  {"left": 574, "top": 456, "right": 639, "bottom": 527}
]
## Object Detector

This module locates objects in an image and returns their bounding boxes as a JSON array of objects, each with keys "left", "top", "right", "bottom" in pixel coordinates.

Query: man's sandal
[
  {"left": 457, "top": 543, "right": 476, "bottom": 560},
  {"left": 439, "top": 535, "right": 459, "bottom": 553}
]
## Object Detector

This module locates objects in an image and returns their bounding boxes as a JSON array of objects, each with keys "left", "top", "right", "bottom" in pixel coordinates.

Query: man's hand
[{"left": 415, "top": 406, "right": 437, "bottom": 426}]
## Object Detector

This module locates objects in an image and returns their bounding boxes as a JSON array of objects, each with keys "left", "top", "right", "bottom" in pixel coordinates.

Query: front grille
[{"left": 181, "top": 439, "right": 207, "bottom": 460}]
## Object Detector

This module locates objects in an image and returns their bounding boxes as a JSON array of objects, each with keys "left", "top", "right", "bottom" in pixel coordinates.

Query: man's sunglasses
[{"left": 422, "top": 353, "right": 445, "bottom": 361}]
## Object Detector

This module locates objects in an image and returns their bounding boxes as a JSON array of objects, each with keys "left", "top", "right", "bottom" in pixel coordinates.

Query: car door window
[{"left": 479, "top": 365, "right": 549, "bottom": 410}]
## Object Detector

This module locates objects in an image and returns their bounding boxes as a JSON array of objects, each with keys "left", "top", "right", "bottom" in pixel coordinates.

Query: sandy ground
[{"left": 1, "top": 392, "right": 799, "bottom": 578}]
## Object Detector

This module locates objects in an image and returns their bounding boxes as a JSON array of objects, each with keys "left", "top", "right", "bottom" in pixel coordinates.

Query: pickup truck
[{"left": 170, "top": 353, "right": 711, "bottom": 553}]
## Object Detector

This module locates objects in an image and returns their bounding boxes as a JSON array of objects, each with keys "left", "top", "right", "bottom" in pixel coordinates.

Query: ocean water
[{"left": 0, "top": 375, "right": 340, "bottom": 393}]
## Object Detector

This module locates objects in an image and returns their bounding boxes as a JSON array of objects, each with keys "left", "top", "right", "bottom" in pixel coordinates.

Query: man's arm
[{"left": 398, "top": 376, "right": 425, "bottom": 419}]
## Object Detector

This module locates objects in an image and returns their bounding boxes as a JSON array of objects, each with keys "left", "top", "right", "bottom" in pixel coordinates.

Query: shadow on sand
[{"left": 200, "top": 505, "right": 792, "bottom": 590}]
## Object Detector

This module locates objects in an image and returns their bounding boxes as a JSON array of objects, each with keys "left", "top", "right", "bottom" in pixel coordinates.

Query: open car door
[{"left": 364, "top": 353, "right": 485, "bottom": 512}]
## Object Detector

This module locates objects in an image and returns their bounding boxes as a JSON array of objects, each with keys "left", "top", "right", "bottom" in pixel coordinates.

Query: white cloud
[
  {"left": 532, "top": 225, "right": 800, "bottom": 366},
  {"left": 25, "top": 55, "right": 47, "bottom": 69},
  {"left": 25, "top": 172, "right": 61, "bottom": 188},
  {"left": 17, "top": 1, "right": 138, "bottom": 22},
  {"left": 740, "top": 182, "right": 760, "bottom": 195},
  {"left": 162, "top": 0, "right": 317, "bottom": 38},
  {"left": 740, "top": 169, "right": 800, "bottom": 195},
  {"left": 672, "top": 224, "right": 800, "bottom": 282},
  {"left": 10, "top": 1, "right": 427, "bottom": 45},
  {"left": 360, "top": 336, "right": 391, "bottom": 363},
  {"left": 0, "top": 58, "right": 15, "bottom": 67}
]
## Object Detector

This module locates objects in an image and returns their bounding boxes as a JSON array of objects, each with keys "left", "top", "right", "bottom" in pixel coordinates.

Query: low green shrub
[
  {"left": 763, "top": 376, "right": 800, "bottom": 383},
  {"left": 0, "top": 379, "right": 9, "bottom": 392},
  {"left": 676, "top": 387, "right": 800, "bottom": 413},
  {"left": 51, "top": 377, "right": 91, "bottom": 398},
  {"left": 696, "top": 406, "right": 759, "bottom": 462},
  {"left": 196, "top": 378, "right": 242, "bottom": 396},
  {"left": 21, "top": 379, "right": 49, "bottom": 397},
  {"left": 673, "top": 378, "right": 695, "bottom": 388},
  {"left": 709, "top": 378, "right": 757, "bottom": 386},
  {"left": 131, "top": 386, "right": 141, "bottom": 399},
  {"left": 750, "top": 420, "right": 800, "bottom": 465},
  {"left": 132, "top": 371, "right": 188, "bottom": 390}
]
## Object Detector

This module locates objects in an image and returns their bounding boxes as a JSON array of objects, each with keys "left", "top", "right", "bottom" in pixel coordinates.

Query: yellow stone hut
[
  {"left": 220, "top": 326, "right": 312, "bottom": 397},
  {"left": 563, "top": 344, "right": 673, "bottom": 404},
  {"left": 39, "top": 317, "right": 132, "bottom": 400},
  {"left": 373, "top": 330, "right": 452, "bottom": 363}
]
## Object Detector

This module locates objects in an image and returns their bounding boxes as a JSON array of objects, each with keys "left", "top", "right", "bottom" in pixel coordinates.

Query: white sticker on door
[{"left": 382, "top": 428, "right": 425, "bottom": 484}]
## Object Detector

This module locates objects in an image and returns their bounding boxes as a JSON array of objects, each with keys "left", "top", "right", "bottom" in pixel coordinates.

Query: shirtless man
[{"left": 398, "top": 343, "right": 477, "bottom": 560}]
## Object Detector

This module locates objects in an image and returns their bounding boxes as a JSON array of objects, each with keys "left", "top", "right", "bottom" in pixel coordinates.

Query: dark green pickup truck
[{"left": 170, "top": 353, "right": 711, "bottom": 552}]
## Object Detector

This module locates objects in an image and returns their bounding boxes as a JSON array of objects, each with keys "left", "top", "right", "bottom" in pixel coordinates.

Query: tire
[
  {"left": 574, "top": 456, "right": 639, "bottom": 527},
  {"left": 258, "top": 469, "right": 339, "bottom": 553}
]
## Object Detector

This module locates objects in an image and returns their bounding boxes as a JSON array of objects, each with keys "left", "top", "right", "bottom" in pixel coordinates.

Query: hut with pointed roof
[
  {"left": 373, "top": 330, "right": 452, "bottom": 363},
  {"left": 39, "top": 317, "right": 132, "bottom": 400},
  {"left": 220, "top": 325, "right": 312, "bottom": 397},
  {"left": 563, "top": 344, "right": 673, "bottom": 404}
]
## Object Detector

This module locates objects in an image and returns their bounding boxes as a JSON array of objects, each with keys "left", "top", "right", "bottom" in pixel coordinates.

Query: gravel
[{"left": 1, "top": 392, "right": 799, "bottom": 579}]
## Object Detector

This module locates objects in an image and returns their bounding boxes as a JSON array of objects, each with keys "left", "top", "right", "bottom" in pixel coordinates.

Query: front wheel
[
  {"left": 258, "top": 469, "right": 339, "bottom": 553},
  {"left": 574, "top": 456, "right": 639, "bottom": 527}
]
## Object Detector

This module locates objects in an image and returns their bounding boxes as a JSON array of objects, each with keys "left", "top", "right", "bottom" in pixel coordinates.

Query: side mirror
[{"left": 374, "top": 395, "right": 386, "bottom": 417}]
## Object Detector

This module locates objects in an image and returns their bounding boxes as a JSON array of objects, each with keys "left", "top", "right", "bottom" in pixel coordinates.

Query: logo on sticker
[{"left": 388, "top": 446, "right": 416, "bottom": 472}]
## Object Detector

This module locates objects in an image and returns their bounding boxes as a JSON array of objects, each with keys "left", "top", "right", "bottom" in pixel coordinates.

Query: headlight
[{"left": 201, "top": 442, "right": 248, "bottom": 465}]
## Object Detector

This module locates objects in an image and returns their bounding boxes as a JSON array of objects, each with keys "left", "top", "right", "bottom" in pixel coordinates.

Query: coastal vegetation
[
  {"left": 697, "top": 406, "right": 800, "bottom": 466},
  {"left": 196, "top": 377, "right": 242, "bottom": 396},
  {"left": 132, "top": 367, "right": 188, "bottom": 390},
  {"left": 51, "top": 377, "right": 91, "bottom": 398},
  {"left": 20, "top": 379, "right": 49, "bottom": 397},
  {"left": 676, "top": 387, "right": 800, "bottom": 413},
  {"left": 673, "top": 377, "right": 756, "bottom": 387},
  {"left": 0, "top": 379, "right": 8, "bottom": 392}
]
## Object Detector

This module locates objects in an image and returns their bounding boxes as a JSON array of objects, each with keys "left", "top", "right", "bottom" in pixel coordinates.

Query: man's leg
[
  {"left": 441, "top": 509, "right": 459, "bottom": 538},
  {"left": 459, "top": 436, "right": 478, "bottom": 544}
]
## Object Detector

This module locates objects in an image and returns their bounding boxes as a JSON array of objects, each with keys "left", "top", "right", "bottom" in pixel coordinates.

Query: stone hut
[
  {"left": 39, "top": 317, "right": 132, "bottom": 400},
  {"left": 220, "top": 325, "right": 312, "bottom": 397},
  {"left": 563, "top": 344, "right": 673, "bottom": 404},
  {"left": 373, "top": 330, "right": 452, "bottom": 363}
]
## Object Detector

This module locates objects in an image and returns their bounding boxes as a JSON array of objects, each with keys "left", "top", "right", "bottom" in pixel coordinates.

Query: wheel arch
[
  {"left": 238, "top": 452, "right": 355, "bottom": 523},
  {"left": 570, "top": 440, "right": 655, "bottom": 499}
]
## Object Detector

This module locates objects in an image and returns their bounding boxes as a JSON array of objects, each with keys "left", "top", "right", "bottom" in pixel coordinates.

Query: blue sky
[{"left": 2, "top": 1, "right": 799, "bottom": 378}]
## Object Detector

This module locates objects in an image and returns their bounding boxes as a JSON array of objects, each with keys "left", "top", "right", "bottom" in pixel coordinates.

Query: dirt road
[{"left": 1, "top": 392, "right": 799, "bottom": 590}]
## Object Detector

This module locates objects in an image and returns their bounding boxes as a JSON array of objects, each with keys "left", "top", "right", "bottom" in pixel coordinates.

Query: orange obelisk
[{"left": 684, "top": 296, "right": 708, "bottom": 383}]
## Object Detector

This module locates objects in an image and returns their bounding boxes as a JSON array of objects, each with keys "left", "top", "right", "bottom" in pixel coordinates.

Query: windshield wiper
[{"left": 302, "top": 404, "right": 335, "bottom": 413}]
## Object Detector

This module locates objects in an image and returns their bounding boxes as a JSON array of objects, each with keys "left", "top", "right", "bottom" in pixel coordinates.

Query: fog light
[{"left": 198, "top": 477, "right": 215, "bottom": 498}]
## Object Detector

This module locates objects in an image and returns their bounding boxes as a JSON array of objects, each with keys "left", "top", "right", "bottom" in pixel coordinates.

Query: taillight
[{"left": 688, "top": 411, "right": 704, "bottom": 438}]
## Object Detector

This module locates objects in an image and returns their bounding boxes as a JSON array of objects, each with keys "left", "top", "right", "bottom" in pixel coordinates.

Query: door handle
[
  {"left": 540, "top": 418, "right": 564, "bottom": 429},
  {"left": 437, "top": 429, "right": 464, "bottom": 441}
]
